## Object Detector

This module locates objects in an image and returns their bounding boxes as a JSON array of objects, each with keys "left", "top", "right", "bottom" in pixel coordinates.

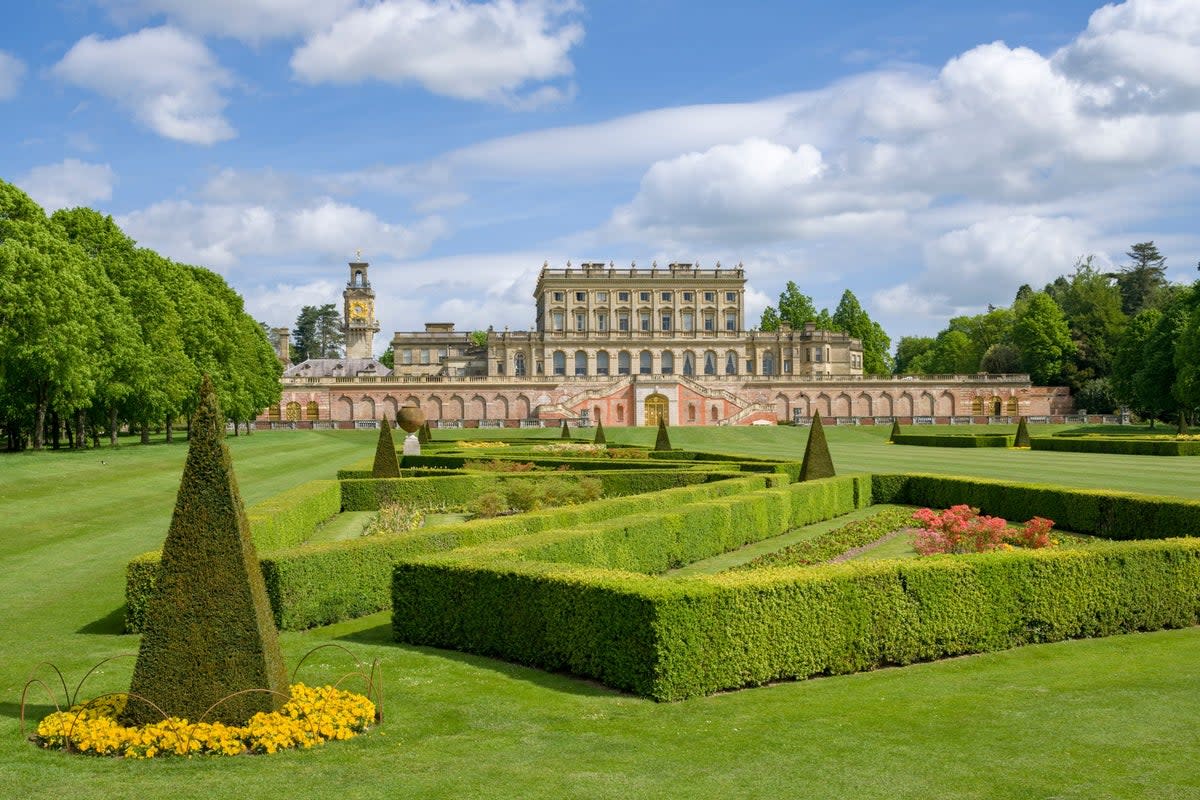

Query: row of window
[
  {"left": 399, "top": 346, "right": 456, "bottom": 365},
  {"left": 507, "top": 350, "right": 792, "bottom": 377},
  {"left": 550, "top": 289, "right": 739, "bottom": 304},
  {"left": 551, "top": 309, "right": 738, "bottom": 333}
]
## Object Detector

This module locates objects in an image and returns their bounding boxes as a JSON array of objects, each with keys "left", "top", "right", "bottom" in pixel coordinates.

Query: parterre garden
[{"left": 5, "top": 421, "right": 1200, "bottom": 798}]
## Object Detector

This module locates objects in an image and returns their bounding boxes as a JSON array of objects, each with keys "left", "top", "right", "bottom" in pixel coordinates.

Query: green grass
[{"left": 4, "top": 427, "right": 1200, "bottom": 799}]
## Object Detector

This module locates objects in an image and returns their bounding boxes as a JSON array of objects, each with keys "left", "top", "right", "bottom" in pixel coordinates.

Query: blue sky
[{"left": 3, "top": 0, "right": 1198, "bottom": 355}]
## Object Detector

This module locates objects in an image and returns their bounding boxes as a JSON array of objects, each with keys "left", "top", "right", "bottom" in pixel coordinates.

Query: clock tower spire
[{"left": 343, "top": 255, "right": 380, "bottom": 359}]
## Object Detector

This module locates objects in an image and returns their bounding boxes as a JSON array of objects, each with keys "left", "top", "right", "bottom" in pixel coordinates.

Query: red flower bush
[{"left": 912, "top": 505, "right": 1056, "bottom": 556}]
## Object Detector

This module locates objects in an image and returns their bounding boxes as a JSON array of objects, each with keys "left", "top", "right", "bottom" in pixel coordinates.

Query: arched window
[
  {"left": 574, "top": 350, "right": 588, "bottom": 376},
  {"left": 285, "top": 401, "right": 301, "bottom": 421},
  {"left": 661, "top": 351, "right": 674, "bottom": 375},
  {"left": 725, "top": 351, "right": 738, "bottom": 375},
  {"left": 514, "top": 352, "right": 526, "bottom": 376},
  {"left": 992, "top": 397, "right": 1002, "bottom": 416},
  {"left": 711, "top": 405, "right": 719, "bottom": 422},
  {"left": 616, "top": 404, "right": 625, "bottom": 422},
  {"left": 1006, "top": 397, "right": 1019, "bottom": 416},
  {"left": 704, "top": 350, "right": 717, "bottom": 376},
  {"left": 688, "top": 403, "right": 697, "bottom": 422},
  {"left": 639, "top": 350, "right": 653, "bottom": 375},
  {"left": 762, "top": 352, "right": 775, "bottom": 376},
  {"left": 305, "top": 401, "right": 319, "bottom": 420},
  {"left": 596, "top": 350, "right": 610, "bottom": 375},
  {"left": 971, "top": 396, "right": 983, "bottom": 415},
  {"left": 552, "top": 351, "right": 566, "bottom": 376},
  {"left": 618, "top": 351, "right": 632, "bottom": 375},
  {"left": 683, "top": 351, "right": 695, "bottom": 376}
]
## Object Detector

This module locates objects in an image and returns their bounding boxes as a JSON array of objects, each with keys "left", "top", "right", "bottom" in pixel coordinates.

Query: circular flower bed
[{"left": 34, "top": 683, "right": 375, "bottom": 758}]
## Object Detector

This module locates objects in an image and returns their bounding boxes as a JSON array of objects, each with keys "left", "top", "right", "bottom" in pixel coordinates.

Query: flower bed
[{"left": 34, "top": 683, "right": 375, "bottom": 758}]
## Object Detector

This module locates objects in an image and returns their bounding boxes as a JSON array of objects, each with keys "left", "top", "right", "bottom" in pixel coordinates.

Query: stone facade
[{"left": 259, "top": 259, "right": 1073, "bottom": 427}]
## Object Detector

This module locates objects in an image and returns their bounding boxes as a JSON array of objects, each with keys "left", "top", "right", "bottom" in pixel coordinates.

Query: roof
[{"left": 282, "top": 358, "right": 393, "bottom": 378}]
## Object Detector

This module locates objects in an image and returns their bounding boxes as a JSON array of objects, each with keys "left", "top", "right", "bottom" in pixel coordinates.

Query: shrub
[
  {"left": 911, "top": 505, "right": 1009, "bottom": 555},
  {"left": 372, "top": 417, "right": 400, "bottom": 477},
  {"left": 891, "top": 433, "right": 1013, "bottom": 448},
  {"left": 560, "top": 419, "right": 570, "bottom": 439},
  {"left": 654, "top": 416, "right": 672, "bottom": 451},
  {"left": 364, "top": 501, "right": 424, "bottom": 536},
  {"left": 471, "top": 492, "right": 507, "bottom": 518},
  {"left": 594, "top": 419, "right": 606, "bottom": 445},
  {"left": 1014, "top": 415, "right": 1031, "bottom": 448},
  {"left": 123, "top": 375, "right": 288, "bottom": 726},
  {"left": 733, "top": 506, "right": 917, "bottom": 570},
  {"left": 799, "top": 411, "right": 835, "bottom": 480},
  {"left": 889, "top": 419, "right": 901, "bottom": 442},
  {"left": 1031, "top": 437, "right": 1200, "bottom": 456}
]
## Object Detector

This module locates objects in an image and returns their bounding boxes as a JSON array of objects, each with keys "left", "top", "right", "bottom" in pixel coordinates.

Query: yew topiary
[
  {"left": 593, "top": 418, "right": 606, "bottom": 445},
  {"left": 122, "top": 375, "right": 289, "bottom": 726},
  {"left": 372, "top": 417, "right": 400, "bottom": 477},
  {"left": 418, "top": 421, "right": 431, "bottom": 444},
  {"left": 560, "top": 419, "right": 571, "bottom": 439},
  {"left": 889, "top": 419, "right": 901, "bottom": 442},
  {"left": 798, "top": 411, "right": 836, "bottom": 481},
  {"left": 654, "top": 415, "right": 672, "bottom": 451},
  {"left": 1014, "top": 415, "right": 1031, "bottom": 448}
]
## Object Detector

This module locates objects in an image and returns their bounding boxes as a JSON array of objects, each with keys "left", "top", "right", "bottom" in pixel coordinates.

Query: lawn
[{"left": 3, "top": 425, "right": 1199, "bottom": 799}]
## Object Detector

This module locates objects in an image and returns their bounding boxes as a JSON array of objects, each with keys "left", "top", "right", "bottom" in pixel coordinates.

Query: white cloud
[
  {"left": 290, "top": 0, "right": 583, "bottom": 107},
  {"left": 17, "top": 159, "right": 116, "bottom": 211},
  {"left": 117, "top": 198, "right": 446, "bottom": 269},
  {"left": 0, "top": 50, "right": 25, "bottom": 100},
  {"left": 100, "top": 0, "right": 357, "bottom": 43},
  {"left": 52, "top": 26, "right": 235, "bottom": 145}
]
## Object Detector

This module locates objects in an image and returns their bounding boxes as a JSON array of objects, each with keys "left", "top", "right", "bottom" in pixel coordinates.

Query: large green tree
[
  {"left": 1116, "top": 242, "right": 1169, "bottom": 316},
  {"left": 1044, "top": 257, "right": 1127, "bottom": 391},
  {"left": 1012, "top": 292, "right": 1074, "bottom": 385},
  {"left": 831, "top": 289, "right": 892, "bottom": 375}
]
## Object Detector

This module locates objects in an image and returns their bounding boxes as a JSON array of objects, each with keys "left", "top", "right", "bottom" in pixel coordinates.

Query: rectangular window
[
  {"left": 596, "top": 291, "right": 608, "bottom": 302},
  {"left": 725, "top": 311, "right": 737, "bottom": 332},
  {"left": 597, "top": 313, "right": 608, "bottom": 332},
  {"left": 661, "top": 291, "right": 672, "bottom": 301},
  {"left": 575, "top": 312, "right": 586, "bottom": 332},
  {"left": 553, "top": 291, "right": 564, "bottom": 301},
  {"left": 704, "top": 291, "right": 715, "bottom": 302},
  {"left": 704, "top": 314, "right": 715, "bottom": 332},
  {"left": 575, "top": 291, "right": 586, "bottom": 302},
  {"left": 726, "top": 291, "right": 737, "bottom": 302},
  {"left": 682, "top": 291, "right": 693, "bottom": 302},
  {"left": 682, "top": 312, "right": 694, "bottom": 331},
  {"left": 640, "top": 291, "right": 651, "bottom": 302},
  {"left": 438, "top": 347, "right": 448, "bottom": 359},
  {"left": 618, "top": 312, "right": 630, "bottom": 331},
  {"left": 783, "top": 359, "right": 792, "bottom": 373},
  {"left": 420, "top": 349, "right": 431, "bottom": 364},
  {"left": 815, "top": 349, "right": 823, "bottom": 362},
  {"left": 661, "top": 314, "right": 671, "bottom": 331},
  {"left": 552, "top": 311, "right": 564, "bottom": 331},
  {"left": 401, "top": 349, "right": 413, "bottom": 365},
  {"left": 618, "top": 291, "right": 630, "bottom": 302},
  {"left": 746, "top": 360, "right": 754, "bottom": 372},
  {"left": 640, "top": 311, "right": 651, "bottom": 331}
]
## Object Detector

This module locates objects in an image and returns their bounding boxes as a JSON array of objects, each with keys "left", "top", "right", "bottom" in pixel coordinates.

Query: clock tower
[{"left": 343, "top": 258, "right": 380, "bottom": 359}]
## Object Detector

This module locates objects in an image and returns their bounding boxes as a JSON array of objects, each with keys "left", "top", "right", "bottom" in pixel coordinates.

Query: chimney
[{"left": 273, "top": 327, "right": 291, "bottom": 364}]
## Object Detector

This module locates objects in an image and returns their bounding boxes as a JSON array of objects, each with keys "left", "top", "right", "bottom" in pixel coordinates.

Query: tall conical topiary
[
  {"left": 560, "top": 419, "right": 571, "bottom": 439},
  {"left": 654, "top": 415, "right": 672, "bottom": 451},
  {"left": 1014, "top": 415, "right": 1031, "bottom": 448},
  {"left": 418, "top": 421, "right": 431, "bottom": 444},
  {"left": 1179, "top": 411, "right": 1188, "bottom": 435},
  {"left": 123, "top": 376, "right": 288, "bottom": 726},
  {"left": 888, "top": 419, "right": 901, "bottom": 443},
  {"left": 593, "top": 418, "right": 606, "bottom": 445},
  {"left": 798, "top": 411, "right": 836, "bottom": 481},
  {"left": 372, "top": 416, "right": 400, "bottom": 477}
]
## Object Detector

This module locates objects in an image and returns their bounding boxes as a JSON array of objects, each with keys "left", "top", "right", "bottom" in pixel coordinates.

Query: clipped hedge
[
  {"left": 891, "top": 433, "right": 1014, "bottom": 448},
  {"left": 393, "top": 536, "right": 1200, "bottom": 701},
  {"left": 339, "top": 469, "right": 727, "bottom": 511},
  {"left": 259, "top": 474, "right": 767, "bottom": 629},
  {"left": 1031, "top": 437, "right": 1200, "bottom": 456},
  {"left": 399, "top": 454, "right": 695, "bottom": 471},
  {"left": 871, "top": 473, "right": 1200, "bottom": 540}
]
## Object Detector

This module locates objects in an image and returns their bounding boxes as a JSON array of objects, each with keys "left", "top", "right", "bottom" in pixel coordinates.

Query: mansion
[{"left": 260, "top": 259, "right": 1070, "bottom": 427}]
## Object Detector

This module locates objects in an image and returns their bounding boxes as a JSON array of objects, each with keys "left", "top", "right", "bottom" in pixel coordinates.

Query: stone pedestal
[{"left": 403, "top": 433, "right": 421, "bottom": 455}]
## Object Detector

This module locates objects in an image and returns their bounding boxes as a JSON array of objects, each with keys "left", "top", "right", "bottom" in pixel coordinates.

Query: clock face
[{"left": 350, "top": 301, "right": 368, "bottom": 321}]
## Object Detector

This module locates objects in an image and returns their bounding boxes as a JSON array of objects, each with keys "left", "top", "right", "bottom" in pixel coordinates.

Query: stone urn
[{"left": 397, "top": 405, "right": 426, "bottom": 434}]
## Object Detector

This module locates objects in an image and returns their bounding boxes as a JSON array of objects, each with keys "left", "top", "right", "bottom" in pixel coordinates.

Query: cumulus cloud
[
  {"left": 117, "top": 198, "right": 446, "bottom": 270},
  {"left": 0, "top": 50, "right": 25, "bottom": 100},
  {"left": 290, "top": 0, "right": 583, "bottom": 107},
  {"left": 18, "top": 159, "right": 116, "bottom": 211},
  {"left": 99, "top": 0, "right": 356, "bottom": 43},
  {"left": 52, "top": 27, "right": 235, "bottom": 145}
]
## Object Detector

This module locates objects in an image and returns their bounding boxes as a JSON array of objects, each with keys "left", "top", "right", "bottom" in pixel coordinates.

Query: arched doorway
[{"left": 644, "top": 393, "right": 668, "bottom": 426}]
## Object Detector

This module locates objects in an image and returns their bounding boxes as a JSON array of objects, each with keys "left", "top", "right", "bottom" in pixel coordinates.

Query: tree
[
  {"left": 1133, "top": 303, "right": 1187, "bottom": 425},
  {"left": 1012, "top": 292, "right": 1073, "bottom": 385},
  {"left": 1074, "top": 378, "right": 1117, "bottom": 414},
  {"left": 378, "top": 344, "right": 395, "bottom": 369},
  {"left": 760, "top": 281, "right": 819, "bottom": 330},
  {"left": 1044, "top": 257, "right": 1127, "bottom": 391},
  {"left": 894, "top": 336, "right": 935, "bottom": 375},
  {"left": 831, "top": 289, "right": 892, "bottom": 375},
  {"left": 123, "top": 375, "right": 288, "bottom": 726},
  {"left": 1111, "top": 309, "right": 1161, "bottom": 420},
  {"left": 979, "top": 343, "right": 1022, "bottom": 374},
  {"left": 1117, "top": 242, "right": 1168, "bottom": 315}
]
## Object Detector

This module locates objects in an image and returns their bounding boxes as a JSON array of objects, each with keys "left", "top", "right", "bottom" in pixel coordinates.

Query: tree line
[{"left": 0, "top": 180, "right": 281, "bottom": 451}]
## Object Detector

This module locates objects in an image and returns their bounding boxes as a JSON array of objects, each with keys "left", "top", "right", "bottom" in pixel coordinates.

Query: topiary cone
[
  {"left": 888, "top": 419, "right": 901, "bottom": 443},
  {"left": 418, "top": 421, "right": 431, "bottom": 444},
  {"left": 123, "top": 375, "right": 288, "bottom": 726},
  {"left": 654, "top": 414, "right": 672, "bottom": 451},
  {"left": 799, "top": 411, "right": 836, "bottom": 480},
  {"left": 1014, "top": 415, "right": 1031, "bottom": 448},
  {"left": 560, "top": 419, "right": 571, "bottom": 439},
  {"left": 372, "top": 416, "right": 401, "bottom": 477},
  {"left": 593, "top": 418, "right": 606, "bottom": 445}
]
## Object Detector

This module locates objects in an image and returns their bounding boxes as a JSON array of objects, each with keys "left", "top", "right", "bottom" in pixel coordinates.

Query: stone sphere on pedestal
[{"left": 397, "top": 406, "right": 425, "bottom": 434}]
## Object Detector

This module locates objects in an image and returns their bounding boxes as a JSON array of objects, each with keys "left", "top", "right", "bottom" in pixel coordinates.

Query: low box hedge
[
  {"left": 393, "top": 534, "right": 1200, "bottom": 701},
  {"left": 891, "top": 433, "right": 1014, "bottom": 448},
  {"left": 871, "top": 473, "right": 1200, "bottom": 540},
  {"left": 1031, "top": 437, "right": 1200, "bottom": 456}
]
